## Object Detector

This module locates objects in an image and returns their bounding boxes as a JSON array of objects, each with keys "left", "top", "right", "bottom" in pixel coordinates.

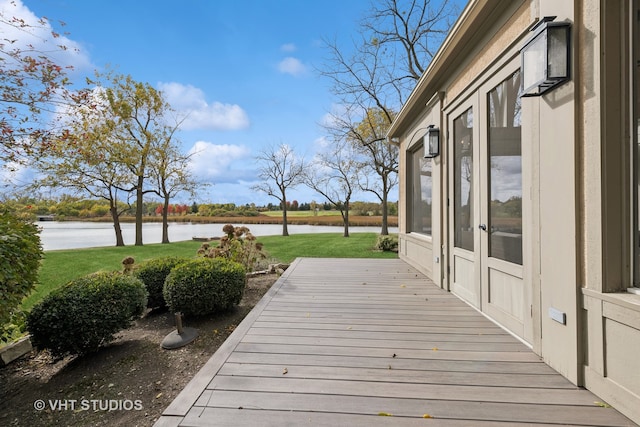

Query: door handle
[{"left": 478, "top": 224, "right": 487, "bottom": 231}]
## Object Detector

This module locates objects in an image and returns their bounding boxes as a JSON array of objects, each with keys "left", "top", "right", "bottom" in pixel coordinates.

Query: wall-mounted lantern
[
  {"left": 521, "top": 16, "right": 571, "bottom": 96},
  {"left": 423, "top": 125, "right": 439, "bottom": 158}
]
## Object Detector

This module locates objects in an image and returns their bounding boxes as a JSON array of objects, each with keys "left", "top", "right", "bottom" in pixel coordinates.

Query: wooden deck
[{"left": 154, "top": 258, "right": 634, "bottom": 426}]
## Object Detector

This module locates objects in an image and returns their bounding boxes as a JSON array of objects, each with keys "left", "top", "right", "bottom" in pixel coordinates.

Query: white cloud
[
  {"left": 0, "top": 161, "right": 35, "bottom": 188},
  {"left": 277, "top": 57, "right": 307, "bottom": 77},
  {"left": 158, "top": 82, "right": 250, "bottom": 131},
  {"left": 280, "top": 43, "right": 296, "bottom": 52},
  {"left": 187, "top": 141, "right": 254, "bottom": 183},
  {"left": 0, "top": 0, "right": 92, "bottom": 71},
  {"left": 313, "top": 136, "right": 330, "bottom": 150}
]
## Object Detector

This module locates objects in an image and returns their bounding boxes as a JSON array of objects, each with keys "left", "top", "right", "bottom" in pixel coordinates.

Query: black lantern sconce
[
  {"left": 423, "top": 125, "right": 440, "bottom": 158},
  {"left": 521, "top": 16, "right": 571, "bottom": 96}
]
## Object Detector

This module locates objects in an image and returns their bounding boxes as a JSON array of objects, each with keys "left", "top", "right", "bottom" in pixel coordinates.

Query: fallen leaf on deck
[
  {"left": 400, "top": 284, "right": 406, "bottom": 288},
  {"left": 432, "top": 347, "right": 438, "bottom": 351},
  {"left": 594, "top": 401, "right": 611, "bottom": 408},
  {"left": 378, "top": 412, "right": 393, "bottom": 416},
  {"left": 283, "top": 368, "right": 288, "bottom": 375},
  {"left": 423, "top": 413, "right": 432, "bottom": 418}
]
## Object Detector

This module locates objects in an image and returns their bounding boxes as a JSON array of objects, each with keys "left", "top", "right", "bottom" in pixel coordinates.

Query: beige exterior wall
[
  {"left": 390, "top": 0, "right": 640, "bottom": 423},
  {"left": 578, "top": 1, "right": 640, "bottom": 423},
  {"left": 398, "top": 96, "right": 442, "bottom": 283},
  {"left": 446, "top": 2, "right": 531, "bottom": 105}
]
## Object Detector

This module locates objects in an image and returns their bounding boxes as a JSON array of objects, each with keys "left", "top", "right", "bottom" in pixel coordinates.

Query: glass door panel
[
  {"left": 487, "top": 70, "right": 523, "bottom": 265},
  {"left": 454, "top": 108, "right": 474, "bottom": 251}
]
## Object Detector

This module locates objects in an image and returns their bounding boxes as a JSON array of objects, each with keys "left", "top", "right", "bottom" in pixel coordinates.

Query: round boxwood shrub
[
  {"left": 27, "top": 272, "right": 147, "bottom": 359},
  {"left": 134, "top": 256, "right": 189, "bottom": 308},
  {"left": 163, "top": 257, "right": 246, "bottom": 316}
]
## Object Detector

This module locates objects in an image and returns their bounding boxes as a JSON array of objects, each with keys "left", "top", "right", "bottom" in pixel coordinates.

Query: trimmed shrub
[
  {"left": 0, "top": 210, "right": 43, "bottom": 337},
  {"left": 134, "top": 256, "right": 189, "bottom": 308},
  {"left": 163, "top": 257, "right": 246, "bottom": 316},
  {"left": 27, "top": 272, "right": 147, "bottom": 358},
  {"left": 375, "top": 234, "right": 398, "bottom": 252}
]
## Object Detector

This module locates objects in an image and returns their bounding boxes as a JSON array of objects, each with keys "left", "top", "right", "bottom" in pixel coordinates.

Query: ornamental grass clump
[
  {"left": 375, "top": 234, "right": 399, "bottom": 252},
  {"left": 26, "top": 272, "right": 147, "bottom": 359},
  {"left": 133, "top": 256, "right": 189, "bottom": 308},
  {"left": 163, "top": 257, "right": 246, "bottom": 317},
  {"left": 197, "top": 224, "right": 266, "bottom": 272}
]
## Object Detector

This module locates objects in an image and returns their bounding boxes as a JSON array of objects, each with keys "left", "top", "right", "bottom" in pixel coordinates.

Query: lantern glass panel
[
  {"left": 522, "top": 32, "right": 546, "bottom": 92},
  {"left": 428, "top": 129, "right": 439, "bottom": 157},
  {"left": 548, "top": 26, "right": 568, "bottom": 79}
]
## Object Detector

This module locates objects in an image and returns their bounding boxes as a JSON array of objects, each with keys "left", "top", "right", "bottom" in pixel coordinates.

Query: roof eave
[{"left": 387, "top": 0, "right": 518, "bottom": 139}]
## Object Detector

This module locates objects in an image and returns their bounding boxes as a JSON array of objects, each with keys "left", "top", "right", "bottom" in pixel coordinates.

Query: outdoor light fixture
[
  {"left": 521, "top": 16, "right": 571, "bottom": 96},
  {"left": 423, "top": 125, "right": 439, "bottom": 158}
]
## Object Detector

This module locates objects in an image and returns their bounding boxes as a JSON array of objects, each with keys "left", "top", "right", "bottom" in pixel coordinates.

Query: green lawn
[
  {"left": 25, "top": 233, "right": 396, "bottom": 312},
  {"left": 25, "top": 241, "right": 203, "bottom": 311},
  {"left": 257, "top": 233, "right": 396, "bottom": 264}
]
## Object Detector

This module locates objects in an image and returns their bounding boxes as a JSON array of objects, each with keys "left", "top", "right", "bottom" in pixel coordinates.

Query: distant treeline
[{"left": 2, "top": 197, "right": 398, "bottom": 220}]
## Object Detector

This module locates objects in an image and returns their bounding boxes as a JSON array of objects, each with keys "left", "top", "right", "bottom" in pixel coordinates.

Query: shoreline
[{"left": 44, "top": 214, "right": 399, "bottom": 228}]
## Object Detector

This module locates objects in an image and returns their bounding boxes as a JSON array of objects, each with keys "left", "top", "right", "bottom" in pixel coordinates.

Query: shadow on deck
[{"left": 154, "top": 258, "right": 634, "bottom": 426}]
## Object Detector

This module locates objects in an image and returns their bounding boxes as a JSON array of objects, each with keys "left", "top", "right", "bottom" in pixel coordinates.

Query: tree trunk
[
  {"left": 281, "top": 197, "right": 289, "bottom": 236},
  {"left": 135, "top": 176, "right": 144, "bottom": 246},
  {"left": 161, "top": 197, "right": 170, "bottom": 244},
  {"left": 110, "top": 205, "right": 125, "bottom": 247},
  {"left": 342, "top": 203, "right": 350, "bottom": 237},
  {"left": 380, "top": 192, "right": 389, "bottom": 235}
]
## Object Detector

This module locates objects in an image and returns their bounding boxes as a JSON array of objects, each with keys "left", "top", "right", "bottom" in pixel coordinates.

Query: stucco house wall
[{"left": 388, "top": 0, "right": 640, "bottom": 423}]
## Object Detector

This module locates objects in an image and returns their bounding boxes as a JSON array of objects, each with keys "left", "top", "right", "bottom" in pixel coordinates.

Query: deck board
[{"left": 154, "top": 258, "right": 635, "bottom": 426}]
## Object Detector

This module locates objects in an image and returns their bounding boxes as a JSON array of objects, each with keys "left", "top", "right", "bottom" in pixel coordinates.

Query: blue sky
[{"left": 2, "top": 0, "right": 462, "bottom": 206}]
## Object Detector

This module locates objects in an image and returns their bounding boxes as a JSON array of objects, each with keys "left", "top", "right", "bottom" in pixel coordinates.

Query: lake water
[{"left": 37, "top": 221, "right": 397, "bottom": 251}]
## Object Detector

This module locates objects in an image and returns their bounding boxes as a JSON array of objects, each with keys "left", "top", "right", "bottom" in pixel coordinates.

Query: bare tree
[
  {"left": 252, "top": 144, "right": 304, "bottom": 236},
  {"left": 303, "top": 139, "right": 362, "bottom": 238},
  {"left": 326, "top": 106, "right": 399, "bottom": 235},
  {"left": 319, "top": 0, "right": 458, "bottom": 234},
  {"left": 149, "top": 125, "right": 203, "bottom": 244}
]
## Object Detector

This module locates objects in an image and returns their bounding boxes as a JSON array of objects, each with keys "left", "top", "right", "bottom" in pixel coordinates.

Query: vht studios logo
[{"left": 33, "top": 399, "right": 143, "bottom": 412}]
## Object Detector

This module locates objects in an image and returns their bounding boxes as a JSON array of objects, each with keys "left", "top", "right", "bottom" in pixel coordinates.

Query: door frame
[
  {"left": 447, "top": 94, "right": 481, "bottom": 309},
  {"left": 445, "top": 54, "right": 532, "bottom": 344},
  {"left": 479, "top": 61, "right": 528, "bottom": 341}
]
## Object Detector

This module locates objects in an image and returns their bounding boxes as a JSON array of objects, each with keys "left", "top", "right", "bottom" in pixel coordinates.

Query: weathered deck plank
[
  {"left": 218, "top": 363, "right": 575, "bottom": 388},
  {"left": 154, "top": 258, "right": 635, "bottom": 426}
]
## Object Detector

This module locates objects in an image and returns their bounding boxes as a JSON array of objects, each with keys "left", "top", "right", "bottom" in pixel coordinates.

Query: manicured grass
[
  {"left": 25, "top": 241, "right": 202, "bottom": 311},
  {"left": 257, "top": 233, "right": 397, "bottom": 264},
  {"left": 25, "top": 233, "right": 396, "bottom": 312}
]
